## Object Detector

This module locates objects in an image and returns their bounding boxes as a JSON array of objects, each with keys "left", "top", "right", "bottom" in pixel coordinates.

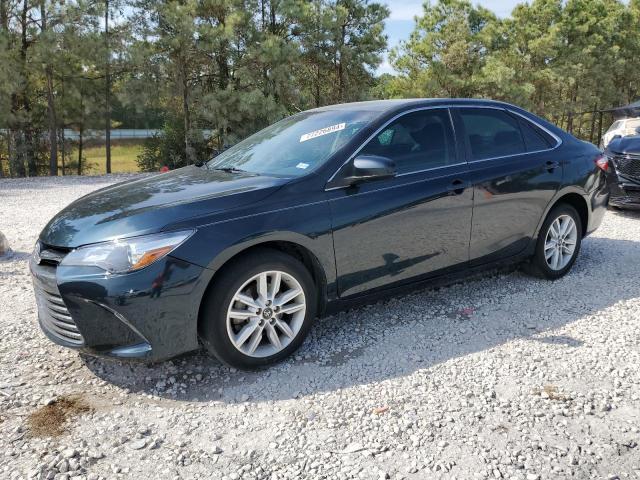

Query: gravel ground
[{"left": 1, "top": 175, "right": 639, "bottom": 480}]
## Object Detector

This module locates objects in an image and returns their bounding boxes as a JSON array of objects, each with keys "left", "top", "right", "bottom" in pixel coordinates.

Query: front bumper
[
  {"left": 608, "top": 177, "right": 640, "bottom": 210},
  {"left": 30, "top": 248, "right": 211, "bottom": 362},
  {"left": 607, "top": 155, "right": 640, "bottom": 210}
]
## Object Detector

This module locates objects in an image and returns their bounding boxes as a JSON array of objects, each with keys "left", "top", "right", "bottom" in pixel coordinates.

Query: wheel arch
[
  {"left": 535, "top": 189, "right": 590, "bottom": 240},
  {"left": 196, "top": 236, "right": 330, "bottom": 335}
]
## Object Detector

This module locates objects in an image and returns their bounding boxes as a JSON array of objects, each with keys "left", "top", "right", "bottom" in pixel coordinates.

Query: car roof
[
  {"left": 310, "top": 98, "right": 568, "bottom": 142},
  {"left": 313, "top": 98, "right": 519, "bottom": 113}
]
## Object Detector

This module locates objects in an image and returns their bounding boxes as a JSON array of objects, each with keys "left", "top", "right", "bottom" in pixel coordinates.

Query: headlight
[{"left": 60, "top": 230, "right": 194, "bottom": 274}]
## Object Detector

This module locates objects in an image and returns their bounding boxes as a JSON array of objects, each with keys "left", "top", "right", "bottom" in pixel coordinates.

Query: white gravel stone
[
  {"left": 1, "top": 175, "right": 640, "bottom": 479},
  {"left": 129, "top": 439, "right": 147, "bottom": 450},
  {"left": 0, "top": 230, "right": 10, "bottom": 256}
]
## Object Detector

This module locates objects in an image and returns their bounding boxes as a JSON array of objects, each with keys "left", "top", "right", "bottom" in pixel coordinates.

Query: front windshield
[
  {"left": 607, "top": 120, "right": 622, "bottom": 132},
  {"left": 207, "top": 109, "right": 380, "bottom": 177}
]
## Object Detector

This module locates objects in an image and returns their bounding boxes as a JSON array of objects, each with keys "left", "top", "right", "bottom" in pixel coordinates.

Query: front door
[{"left": 328, "top": 108, "right": 473, "bottom": 298}]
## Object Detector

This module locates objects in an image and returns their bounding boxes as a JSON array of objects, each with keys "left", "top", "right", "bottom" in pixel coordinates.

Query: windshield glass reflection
[{"left": 207, "top": 109, "right": 379, "bottom": 177}]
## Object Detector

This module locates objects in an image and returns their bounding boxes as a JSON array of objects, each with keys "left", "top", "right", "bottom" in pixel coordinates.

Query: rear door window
[{"left": 459, "top": 108, "right": 526, "bottom": 161}]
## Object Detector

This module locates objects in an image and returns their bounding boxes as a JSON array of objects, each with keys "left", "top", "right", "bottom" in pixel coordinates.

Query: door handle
[
  {"left": 447, "top": 179, "right": 466, "bottom": 195},
  {"left": 546, "top": 160, "right": 560, "bottom": 172}
]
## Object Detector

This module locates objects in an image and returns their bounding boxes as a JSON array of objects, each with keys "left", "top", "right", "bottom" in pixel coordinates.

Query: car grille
[
  {"left": 36, "top": 286, "right": 85, "bottom": 345},
  {"left": 32, "top": 243, "right": 85, "bottom": 346},
  {"left": 611, "top": 153, "right": 640, "bottom": 181},
  {"left": 620, "top": 185, "right": 640, "bottom": 201}
]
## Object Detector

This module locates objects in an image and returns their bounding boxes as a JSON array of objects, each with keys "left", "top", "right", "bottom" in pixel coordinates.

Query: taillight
[{"left": 595, "top": 154, "right": 609, "bottom": 172}]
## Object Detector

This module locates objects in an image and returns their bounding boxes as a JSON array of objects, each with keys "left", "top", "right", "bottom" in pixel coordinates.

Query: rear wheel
[
  {"left": 200, "top": 248, "right": 316, "bottom": 369},
  {"left": 526, "top": 203, "right": 582, "bottom": 279}
]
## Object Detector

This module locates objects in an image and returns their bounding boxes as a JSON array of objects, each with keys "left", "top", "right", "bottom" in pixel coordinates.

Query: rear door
[
  {"left": 328, "top": 107, "right": 473, "bottom": 297},
  {"left": 452, "top": 107, "right": 562, "bottom": 265}
]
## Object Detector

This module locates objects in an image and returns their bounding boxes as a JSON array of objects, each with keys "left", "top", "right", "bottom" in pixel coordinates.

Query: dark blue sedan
[{"left": 30, "top": 99, "right": 609, "bottom": 369}]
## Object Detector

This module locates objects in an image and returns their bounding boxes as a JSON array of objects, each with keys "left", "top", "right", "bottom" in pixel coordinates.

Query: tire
[
  {"left": 199, "top": 248, "right": 317, "bottom": 370},
  {"left": 525, "top": 203, "right": 582, "bottom": 279}
]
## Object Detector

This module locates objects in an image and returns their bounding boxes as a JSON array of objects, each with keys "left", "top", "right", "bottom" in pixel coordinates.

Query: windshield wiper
[{"left": 213, "top": 166, "right": 247, "bottom": 174}]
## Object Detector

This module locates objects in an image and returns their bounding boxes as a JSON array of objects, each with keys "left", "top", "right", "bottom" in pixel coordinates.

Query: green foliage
[
  {"left": 382, "top": 0, "right": 640, "bottom": 140},
  {"left": 2, "top": 0, "right": 639, "bottom": 176},
  {"left": 123, "top": 0, "right": 390, "bottom": 168},
  {"left": 137, "top": 118, "right": 212, "bottom": 172},
  {"left": 0, "top": 0, "right": 389, "bottom": 176},
  {"left": 389, "top": 0, "right": 496, "bottom": 98}
]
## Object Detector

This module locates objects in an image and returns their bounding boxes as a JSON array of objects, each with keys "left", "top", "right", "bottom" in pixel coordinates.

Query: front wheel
[
  {"left": 526, "top": 203, "right": 582, "bottom": 279},
  {"left": 199, "top": 248, "right": 316, "bottom": 369}
]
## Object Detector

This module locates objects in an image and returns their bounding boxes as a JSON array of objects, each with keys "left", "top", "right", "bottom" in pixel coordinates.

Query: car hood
[
  {"left": 40, "top": 166, "right": 290, "bottom": 247},
  {"left": 607, "top": 135, "right": 640, "bottom": 155}
]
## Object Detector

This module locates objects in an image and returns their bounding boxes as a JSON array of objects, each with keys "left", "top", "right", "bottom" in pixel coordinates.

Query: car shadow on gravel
[
  {"left": 0, "top": 251, "right": 31, "bottom": 263},
  {"left": 531, "top": 335, "right": 584, "bottom": 348},
  {"left": 609, "top": 207, "right": 640, "bottom": 220},
  {"left": 81, "top": 235, "right": 640, "bottom": 405}
]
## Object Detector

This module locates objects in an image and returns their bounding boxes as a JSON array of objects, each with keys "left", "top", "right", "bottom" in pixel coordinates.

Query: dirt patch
[
  {"left": 532, "top": 384, "right": 571, "bottom": 402},
  {"left": 27, "top": 395, "right": 92, "bottom": 437}
]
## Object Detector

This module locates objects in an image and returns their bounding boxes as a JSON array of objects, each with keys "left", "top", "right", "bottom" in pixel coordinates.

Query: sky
[{"left": 379, "top": 0, "right": 521, "bottom": 74}]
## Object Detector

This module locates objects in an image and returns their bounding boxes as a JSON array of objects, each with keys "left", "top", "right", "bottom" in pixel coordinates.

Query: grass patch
[
  {"left": 27, "top": 395, "right": 92, "bottom": 437},
  {"left": 83, "top": 141, "right": 143, "bottom": 174}
]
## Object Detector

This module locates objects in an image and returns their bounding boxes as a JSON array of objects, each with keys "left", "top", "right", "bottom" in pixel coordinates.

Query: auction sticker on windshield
[{"left": 300, "top": 123, "right": 346, "bottom": 143}]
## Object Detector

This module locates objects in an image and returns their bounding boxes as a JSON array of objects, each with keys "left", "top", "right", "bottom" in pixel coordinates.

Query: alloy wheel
[
  {"left": 226, "top": 270, "right": 306, "bottom": 358},
  {"left": 544, "top": 214, "right": 578, "bottom": 271}
]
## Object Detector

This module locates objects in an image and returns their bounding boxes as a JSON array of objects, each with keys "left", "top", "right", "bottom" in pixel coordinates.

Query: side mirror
[{"left": 333, "top": 155, "right": 396, "bottom": 188}]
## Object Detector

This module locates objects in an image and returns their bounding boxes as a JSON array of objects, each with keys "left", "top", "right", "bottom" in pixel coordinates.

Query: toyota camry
[{"left": 30, "top": 99, "right": 609, "bottom": 369}]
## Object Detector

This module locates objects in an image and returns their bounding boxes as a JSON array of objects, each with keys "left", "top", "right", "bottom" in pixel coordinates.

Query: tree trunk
[
  {"left": 0, "top": 132, "right": 5, "bottom": 178},
  {"left": 59, "top": 128, "right": 66, "bottom": 175},
  {"left": 315, "top": 63, "right": 321, "bottom": 107},
  {"left": 0, "top": 0, "right": 7, "bottom": 32},
  {"left": 214, "top": 10, "right": 230, "bottom": 153},
  {"left": 24, "top": 129, "right": 35, "bottom": 174},
  {"left": 7, "top": 133, "right": 13, "bottom": 177},
  {"left": 45, "top": 68, "right": 58, "bottom": 176},
  {"left": 41, "top": 2, "right": 58, "bottom": 176},
  {"left": 337, "top": 20, "right": 346, "bottom": 102},
  {"left": 78, "top": 129, "right": 83, "bottom": 175},
  {"left": 182, "top": 75, "right": 193, "bottom": 164},
  {"left": 181, "top": 57, "right": 194, "bottom": 165},
  {"left": 8, "top": 0, "right": 30, "bottom": 177},
  {"left": 105, "top": 0, "right": 112, "bottom": 174},
  {"left": 8, "top": 131, "right": 26, "bottom": 178},
  {"left": 337, "top": 60, "right": 343, "bottom": 103},
  {"left": 566, "top": 88, "right": 578, "bottom": 134},
  {"left": 269, "top": 0, "right": 276, "bottom": 31}
]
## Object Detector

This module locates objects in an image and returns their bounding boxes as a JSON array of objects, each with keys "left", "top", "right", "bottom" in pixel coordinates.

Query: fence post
[
  {"left": 589, "top": 105, "right": 597, "bottom": 144},
  {"left": 596, "top": 111, "right": 604, "bottom": 148}
]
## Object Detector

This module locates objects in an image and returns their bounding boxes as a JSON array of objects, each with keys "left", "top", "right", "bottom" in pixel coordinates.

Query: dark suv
[
  {"left": 30, "top": 99, "right": 609, "bottom": 369},
  {"left": 605, "top": 135, "right": 640, "bottom": 209}
]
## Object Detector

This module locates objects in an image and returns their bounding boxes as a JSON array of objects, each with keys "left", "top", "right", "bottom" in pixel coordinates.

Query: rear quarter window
[{"left": 518, "top": 117, "right": 556, "bottom": 151}]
